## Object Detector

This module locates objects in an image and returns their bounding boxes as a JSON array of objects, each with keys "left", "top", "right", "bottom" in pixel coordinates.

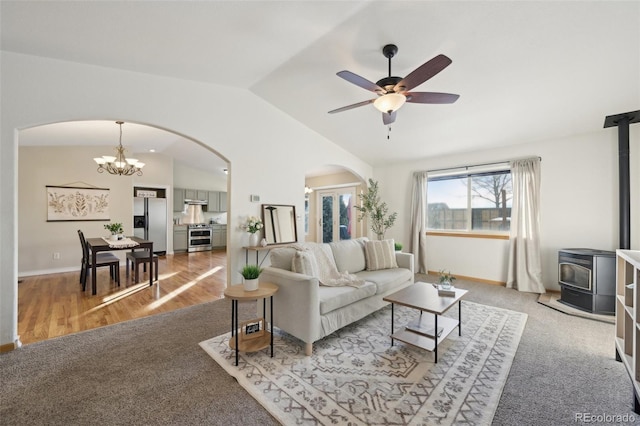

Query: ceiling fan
[{"left": 328, "top": 44, "right": 459, "bottom": 125}]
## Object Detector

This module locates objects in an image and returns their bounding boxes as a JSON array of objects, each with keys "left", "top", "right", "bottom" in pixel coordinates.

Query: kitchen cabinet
[
  {"left": 206, "top": 191, "right": 228, "bottom": 212},
  {"left": 207, "top": 191, "right": 220, "bottom": 212},
  {"left": 184, "top": 189, "right": 196, "bottom": 200},
  {"left": 174, "top": 225, "right": 188, "bottom": 252},
  {"left": 219, "top": 191, "right": 227, "bottom": 212},
  {"left": 173, "top": 188, "right": 186, "bottom": 212},
  {"left": 176, "top": 187, "right": 225, "bottom": 211},
  {"left": 185, "top": 189, "right": 208, "bottom": 201},
  {"left": 211, "top": 225, "right": 227, "bottom": 248}
]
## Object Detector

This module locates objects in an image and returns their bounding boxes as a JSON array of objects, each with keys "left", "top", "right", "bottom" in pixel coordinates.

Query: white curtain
[
  {"left": 410, "top": 171, "right": 428, "bottom": 273},
  {"left": 507, "top": 158, "right": 545, "bottom": 293}
]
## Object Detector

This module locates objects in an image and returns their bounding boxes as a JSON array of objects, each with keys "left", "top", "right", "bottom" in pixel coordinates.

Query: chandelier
[{"left": 93, "top": 121, "right": 145, "bottom": 176}]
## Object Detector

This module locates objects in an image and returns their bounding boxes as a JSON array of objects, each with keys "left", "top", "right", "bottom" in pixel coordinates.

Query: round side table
[{"left": 223, "top": 282, "right": 278, "bottom": 366}]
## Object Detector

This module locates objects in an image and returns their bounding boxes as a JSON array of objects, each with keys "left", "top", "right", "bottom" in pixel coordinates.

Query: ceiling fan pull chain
[{"left": 387, "top": 125, "right": 391, "bottom": 140}]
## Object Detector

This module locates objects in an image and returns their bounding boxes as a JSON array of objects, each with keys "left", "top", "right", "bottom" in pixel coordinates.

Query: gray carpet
[
  {"left": 0, "top": 300, "right": 279, "bottom": 426},
  {"left": 1, "top": 276, "right": 638, "bottom": 425}
]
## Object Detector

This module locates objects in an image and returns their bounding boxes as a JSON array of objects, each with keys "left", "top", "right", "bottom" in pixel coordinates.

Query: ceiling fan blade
[
  {"left": 405, "top": 92, "right": 460, "bottom": 104},
  {"left": 328, "top": 99, "right": 375, "bottom": 114},
  {"left": 337, "top": 71, "right": 383, "bottom": 93},
  {"left": 394, "top": 54, "right": 452, "bottom": 92},
  {"left": 382, "top": 111, "right": 396, "bottom": 125}
]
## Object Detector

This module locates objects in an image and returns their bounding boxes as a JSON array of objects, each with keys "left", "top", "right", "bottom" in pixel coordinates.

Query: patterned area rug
[{"left": 200, "top": 301, "right": 527, "bottom": 425}]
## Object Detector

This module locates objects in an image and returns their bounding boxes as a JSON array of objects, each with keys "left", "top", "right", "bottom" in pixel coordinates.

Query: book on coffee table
[
  {"left": 405, "top": 324, "right": 444, "bottom": 338},
  {"left": 437, "top": 284, "right": 456, "bottom": 297}
]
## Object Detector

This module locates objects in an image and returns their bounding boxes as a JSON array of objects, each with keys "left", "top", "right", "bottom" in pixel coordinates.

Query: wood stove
[{"left": 558, "top": 248, "right": 615, "bottom": 315}]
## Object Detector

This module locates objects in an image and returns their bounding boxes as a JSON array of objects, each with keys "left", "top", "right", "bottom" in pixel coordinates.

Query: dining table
[{"left": 86, "top": 236, "right": 154, "bottom": 295}]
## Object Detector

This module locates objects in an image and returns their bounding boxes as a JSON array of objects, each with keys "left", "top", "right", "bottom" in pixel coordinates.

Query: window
[{"left": 427, "top": 169, "right": 512, "bottom": 232}]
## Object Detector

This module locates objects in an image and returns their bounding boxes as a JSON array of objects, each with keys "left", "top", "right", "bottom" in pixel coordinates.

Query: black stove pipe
[
  {"left": 618, "top": 116, "right": 631, "bottom": 250},
  {"left": 604, "top": 110, "right": 639, "bottom": 250}
]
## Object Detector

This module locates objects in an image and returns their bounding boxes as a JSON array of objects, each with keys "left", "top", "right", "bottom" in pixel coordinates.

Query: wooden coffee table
[{"left": 383, "top": 282, "right": 468, "bottom": 363}]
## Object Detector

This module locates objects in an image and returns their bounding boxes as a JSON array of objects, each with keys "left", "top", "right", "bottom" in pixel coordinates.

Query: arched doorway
[
  {"left": 304, "top": 165, "right": 367, "bottom": 243},
  {"left": 17, "top": 120, "right": 230, "bottom": 344}
]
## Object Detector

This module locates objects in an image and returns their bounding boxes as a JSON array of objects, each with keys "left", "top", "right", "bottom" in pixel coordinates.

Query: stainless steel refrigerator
[{"left": 133, "top": 197, "right": 167, "bottom": 254}]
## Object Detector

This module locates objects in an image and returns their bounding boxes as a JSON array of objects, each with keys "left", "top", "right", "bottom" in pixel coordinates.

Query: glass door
[{"left": 318, "top": 188, "right": 356, "bottom": 243}]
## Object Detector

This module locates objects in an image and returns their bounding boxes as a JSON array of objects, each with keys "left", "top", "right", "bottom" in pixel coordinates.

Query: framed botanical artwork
[{"left": 46, "top": 185, "right": 110, "bottom": 222}]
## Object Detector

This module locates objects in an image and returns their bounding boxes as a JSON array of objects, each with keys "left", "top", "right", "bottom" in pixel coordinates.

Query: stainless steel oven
[{"left": 188, "top": 224, "right": 212, "bottom": 252}]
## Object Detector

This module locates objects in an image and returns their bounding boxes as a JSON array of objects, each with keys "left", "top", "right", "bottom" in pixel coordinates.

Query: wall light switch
[{"left": 250, "top": 195, "right": 260, "bottom": 202}]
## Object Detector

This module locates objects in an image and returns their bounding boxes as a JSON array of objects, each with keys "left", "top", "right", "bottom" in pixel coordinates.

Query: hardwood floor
[{"left": 18, "top": 250, "right": 227, "bottom": 345}]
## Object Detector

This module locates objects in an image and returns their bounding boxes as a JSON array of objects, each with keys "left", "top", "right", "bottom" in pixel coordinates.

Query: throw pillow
[
  {"left": 329, "top": 239, "right": 367, "bottom": 273},
  {"left": 364, "top": 239, "right": 398, "bottom": 271},
  {"left": 291, "top": 250, "right": 319, "bottom": 277}
]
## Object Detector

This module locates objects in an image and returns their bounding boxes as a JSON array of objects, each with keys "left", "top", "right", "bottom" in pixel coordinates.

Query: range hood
[
  {"left": 184, "top": 199, "right": 207, "bottom": 205},
  {"left": 182, "top": 203, "right": 205, "bottom": 224}
]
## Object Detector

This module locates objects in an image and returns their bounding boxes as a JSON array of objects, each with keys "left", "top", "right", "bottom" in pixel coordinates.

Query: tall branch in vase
[{"left": 355, "top": 178, "right": 397, "bottom": 240}]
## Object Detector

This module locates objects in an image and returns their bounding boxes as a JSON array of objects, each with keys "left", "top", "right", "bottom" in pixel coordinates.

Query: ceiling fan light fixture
[{"left": 373, "top": 93, "right": 406, "bottom": 114}]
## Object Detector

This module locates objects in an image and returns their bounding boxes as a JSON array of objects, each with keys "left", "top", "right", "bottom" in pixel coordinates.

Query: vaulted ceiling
[{"left": 3, "top": 1, "right": 639, "bottom": 171}]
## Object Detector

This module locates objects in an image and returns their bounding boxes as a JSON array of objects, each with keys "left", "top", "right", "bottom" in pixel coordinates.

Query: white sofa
[{"left": 259, "top": 238, "right": 414, "bottom": 355}]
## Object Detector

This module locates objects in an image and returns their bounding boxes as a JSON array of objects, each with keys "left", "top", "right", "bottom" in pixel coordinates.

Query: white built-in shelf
[{"left": 615, "top": 250, "right": 640, "bottom": 410}]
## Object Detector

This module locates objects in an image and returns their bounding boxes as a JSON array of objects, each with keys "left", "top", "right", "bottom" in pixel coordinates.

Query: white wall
[
  {"left": 17, "top": 146, "right": 175, "bottom": 276},
  {"left": 375, "top": 127, "right": 640, "bottom": 290},
  {"left": 0, "top": 52, "right": 372, "bottom": 347},
  {"left": 173, "top": 162, "right": 227, "bottom": 192}
]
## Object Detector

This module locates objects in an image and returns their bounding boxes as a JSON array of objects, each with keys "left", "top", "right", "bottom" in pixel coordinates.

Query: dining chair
[
  {"left": 126, "top": 250, "right": 159, "bottom": 284},
  {"left": 77, "top": 230, "right": 121, "bottom": 291}
]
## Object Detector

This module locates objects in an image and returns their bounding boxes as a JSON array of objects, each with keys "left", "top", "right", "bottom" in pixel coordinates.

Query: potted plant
[
  {"left": 104, "top": 222, "right": 124, "bottom": 241},
  {"left": 394, "top": 242, "right": 403, "bottom": 252},
  {"left": 244, "top": 216, "right": 263, "bottom": 247},
  {"left": 240, "top": 264, "right": 262, "bottom": 291},
  {"left": 355, "top": 178, "right": 398, "bottom": 240},
  {"left": 438, "top": 269, "right": 456, "bottom": 289}
]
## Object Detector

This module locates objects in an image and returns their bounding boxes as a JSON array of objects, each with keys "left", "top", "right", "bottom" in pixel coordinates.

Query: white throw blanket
[{"left": 293, "top": 244, "right": 364, "bottom": 288}]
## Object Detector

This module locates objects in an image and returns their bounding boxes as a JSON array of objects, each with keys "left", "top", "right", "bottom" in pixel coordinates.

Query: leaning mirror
[{"left": 261, "top": 204, "right": 298, "bottom": 245}]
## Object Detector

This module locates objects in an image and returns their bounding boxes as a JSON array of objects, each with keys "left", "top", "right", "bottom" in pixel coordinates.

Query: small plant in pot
[
  {"left": 241, "top": 264, "right": 262, "bottom": 292},
  {"left": 394, "top": 242, "right": 403, "bottom": 252},
  {"left": 438, "top": 269, "right": 456, "bottom": 289},
  {"left": 104, "top": 223, "right": 123, "bottom": 240}
]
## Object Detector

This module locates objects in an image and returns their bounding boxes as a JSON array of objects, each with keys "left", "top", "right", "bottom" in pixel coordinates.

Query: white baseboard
[{"left": 19, "top": 261, "right": 124, "bottom": 279}]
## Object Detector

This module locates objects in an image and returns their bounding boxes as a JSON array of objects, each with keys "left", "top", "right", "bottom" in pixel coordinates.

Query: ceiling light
[
  {"left": 373, "top": 93, "right": 406, "bottom": 114},
  {"left": 94, "top": 121, "right": 144, "bottom": 176},
  {"left": 304, "top": 186, "right": 314, "bottom": 194}
]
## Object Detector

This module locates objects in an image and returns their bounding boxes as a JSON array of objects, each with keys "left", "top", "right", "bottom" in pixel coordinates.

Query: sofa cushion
[
  {"left": 364, "top": 239, "right": 398, "bottom": 271},
  {"left": 318, "top": 281, "right": 377, "bottom": 315},
  {"left": 291, "top": 250, "right": 318, "bottom": 277},
  {"left": 269, "top": 247, "right": 297, "bottom": 271},
  {"left": 329, "top": 238, "right": 368, "bottom": 273},
  {"left": 356, "top": 268, "right": 412, "bottom": 295}
]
